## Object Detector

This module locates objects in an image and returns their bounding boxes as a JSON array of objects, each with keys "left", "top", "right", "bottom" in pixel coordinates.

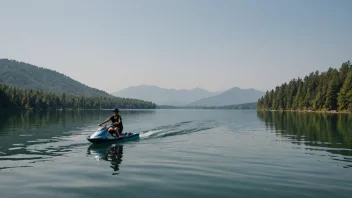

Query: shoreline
[
  {"left": 258, "top": 109, "right": 351, "bottom": 114},
  {"left": 0, "top": 108, "right": 157, "bottom": 111}
]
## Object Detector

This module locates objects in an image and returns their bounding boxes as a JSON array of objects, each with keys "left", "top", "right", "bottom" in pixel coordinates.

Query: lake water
[{"left": 0, "top": 110, "right": 351, "bottom": 198}]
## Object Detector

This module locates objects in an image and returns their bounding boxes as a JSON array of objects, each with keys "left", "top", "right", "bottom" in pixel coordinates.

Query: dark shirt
[{"left": 110, "top": 115, "right": 123, "bottom": 129}]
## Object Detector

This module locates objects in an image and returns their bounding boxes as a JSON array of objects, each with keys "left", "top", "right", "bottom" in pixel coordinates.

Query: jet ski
[{"left": 87, "top": 126, "right": 140, "bottom": 144}]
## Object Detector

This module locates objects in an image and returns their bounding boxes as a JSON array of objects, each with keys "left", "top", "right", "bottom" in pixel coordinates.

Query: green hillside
[
  {"left": 0, "top": 59, "right": 109, "bottom": 97},
  {"left": 0, "top": 83, "right": 156, "bottom": 110},
  {"left": 0, "top": 59, "right": 157, "bottom": 109}
]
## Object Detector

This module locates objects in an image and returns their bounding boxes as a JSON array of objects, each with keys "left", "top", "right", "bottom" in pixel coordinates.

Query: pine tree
[
  {"left": 293, "top": 79, "right": 303, "bottom": 110},
  {"left": 286, "top": 79, "right": 297, "bottom": 109},
  {"left": 272, "top": 87, "right": 280, "bottom": 110},
  {"left": 339, "top": 61, "right": 351, "bottom": 87},
  {"left": 278, "top": 83, "right": 287, "bottom": 110},
  {"left": 324, "top": 73, "right": 339, "bottom": 110},
  {"left": 338, "top": 70, "right": 352, "bottom": 111}
]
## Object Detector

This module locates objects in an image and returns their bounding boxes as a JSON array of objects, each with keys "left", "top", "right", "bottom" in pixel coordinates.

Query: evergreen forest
[
  {"left": 0, "top": 84, "right": 156, "bottom": 110},
  {"left": 257, "top": 61, "right": 352, "bottom": 112}
]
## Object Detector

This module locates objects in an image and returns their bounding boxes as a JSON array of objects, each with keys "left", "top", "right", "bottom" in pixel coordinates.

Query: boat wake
[{"left": 140, "top": 120, "right": 217, "bottom": 139}]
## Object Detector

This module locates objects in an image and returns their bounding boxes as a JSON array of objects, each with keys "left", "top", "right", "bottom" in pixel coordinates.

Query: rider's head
[{"left": 113, "top": 108, "right": 119, "bottom": 115}]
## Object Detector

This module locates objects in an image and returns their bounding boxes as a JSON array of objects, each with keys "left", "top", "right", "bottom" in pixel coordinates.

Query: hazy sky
[{"left": 1, "top": 0, "right": 351, "bottom": 93}]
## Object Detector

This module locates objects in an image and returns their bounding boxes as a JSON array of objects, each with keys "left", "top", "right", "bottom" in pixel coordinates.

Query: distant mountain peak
[
  {"left": 112, "top": 85, "right": 219, "bottom": 106},
  {"left": 112, "top": 85, "right": 263, "bottom": 106},
  {"left": 187, "top": 87, "right": 264, "bottom": 107},
  {"left": 118, "top": 85, "right": 212, "bottom": 93},
  {"left": 191, "top": 87, "right": 207, "bottom": 91}
]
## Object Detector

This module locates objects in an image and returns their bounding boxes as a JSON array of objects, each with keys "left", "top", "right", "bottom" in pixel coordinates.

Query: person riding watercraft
[{"left": 98, "top": 108, "right": 123, "bottom": 138}]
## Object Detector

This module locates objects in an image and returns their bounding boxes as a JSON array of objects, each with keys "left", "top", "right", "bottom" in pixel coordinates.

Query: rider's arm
[{"left": 99, "top": 118, "right": 111, "bottom": 126}]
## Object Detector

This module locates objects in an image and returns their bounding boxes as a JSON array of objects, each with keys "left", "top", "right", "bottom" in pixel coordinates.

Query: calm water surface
[{"left": 0, "top": 110, "right": 351, "bottom": 198}]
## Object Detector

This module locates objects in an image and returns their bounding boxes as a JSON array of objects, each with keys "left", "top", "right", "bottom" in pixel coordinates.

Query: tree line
[
  {"left": 257, "top": 61, "right": 352, "bottom": 112},
  {"left": 157, "top": 102, "right": 257, "bottom": 109},
  {"left": 0, "top": 84, "right": 156, "bottom": 110}
]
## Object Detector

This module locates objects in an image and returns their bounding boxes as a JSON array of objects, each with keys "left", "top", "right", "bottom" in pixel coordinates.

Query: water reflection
[
  {"left": 0, "top": 110, "right": 154, "bottom": 171},
  {"left": 0, "top": 109, "right": 156, "bottom": 136},
  {"left": 87, "top": 144, "right": 123, "bottom": 175},
  {"left": 257, "top": 111, "right": 352, "bottom": 167}
]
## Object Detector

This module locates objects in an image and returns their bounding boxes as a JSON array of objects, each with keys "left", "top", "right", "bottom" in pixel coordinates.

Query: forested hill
[
  {"left": 0, "top": 59, "right": 156, "bottom": 109},
  {"left": 257, "top": 61, "right": 352, "bottom": 112},
  {"left": 0, "top": 83, "right": 156, "bottom": 110},
  {"left": 0, "top": 59, "right": 109, "bottom": 97}
]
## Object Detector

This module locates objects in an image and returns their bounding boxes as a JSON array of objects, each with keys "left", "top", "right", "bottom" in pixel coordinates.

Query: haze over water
[
  {"left": 1, "top": 0, "right": 351, "bottom": 92},
  {"left": 0, "top": 110, "right": 351, "bottom": 198}
]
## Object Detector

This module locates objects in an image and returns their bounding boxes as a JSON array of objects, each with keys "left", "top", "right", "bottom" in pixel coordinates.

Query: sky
[{"left": 0, "top": 0, "right": 351, "bottom": 93}]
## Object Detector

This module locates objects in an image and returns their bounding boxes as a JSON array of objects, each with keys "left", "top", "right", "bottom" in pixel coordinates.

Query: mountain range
[
  {"left": 187, "top": 87, "right": 264, "bottom": 106},
  {"left": 0, "top": 58, "right": 264, "bottom": 107},
  {"left": 112, "top": 85, "right": 264, "bottom": 106},
  {"left": 112, "top": 85, "right": 221, "bottom": 106}
]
